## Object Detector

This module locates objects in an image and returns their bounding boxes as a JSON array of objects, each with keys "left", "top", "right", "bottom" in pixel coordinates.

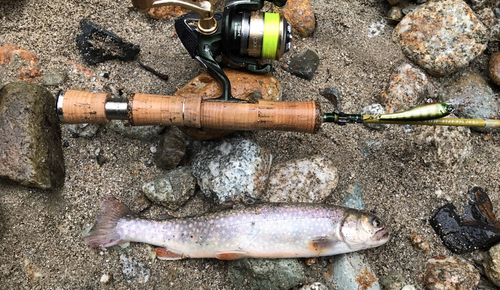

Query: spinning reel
[{"left": 133, "top": 0, "right": 293, "bottom": 101}]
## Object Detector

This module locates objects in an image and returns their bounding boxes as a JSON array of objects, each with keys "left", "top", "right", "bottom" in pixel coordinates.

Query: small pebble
[
  {"left": 387, "top": 7, "right": 403, "bottom": 23},
  {"left": 408, "top": 234, "right": 430, "bottom": 253},
  {"left": 401, "top": 286, "right": 416, "bottom": 290},
  {"left": 67, "top": 123, "right": 100, "bottom": 138},
  {"left": 489, "top": 52, "right": 500, "bottom": 86},
  {"left": 387, "top": 0, "right": 400, "bottom": 5},
  {"left": 299, "top": 282, "right": 327, "bottom": 290},
  {"left": 320, "top": 87, "right": 341, "bottom": 112},
  {"left": 100, "top": 273, "right": 110, "bottom": 284},
  {"left": 41, "top": 69, "right": 67, "bottom": 86},
  {"left": 283, "top": 49, "right": 319, "bottom": 81}
]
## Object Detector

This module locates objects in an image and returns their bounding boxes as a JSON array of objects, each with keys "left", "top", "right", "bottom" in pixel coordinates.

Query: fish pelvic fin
[
  {"left": 155, "top": 247, "right": 184, "bottom": 260},
  {"left": 84, "top": 197, "right": 135, "bottom": 248},
  {"left": 215, "top": 250, "right": 250, "bottom": 260}
]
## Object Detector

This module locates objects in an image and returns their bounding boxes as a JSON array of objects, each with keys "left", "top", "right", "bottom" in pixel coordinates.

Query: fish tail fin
[{"left": 85, "top": 197, "right": 134, "bottom": 248}]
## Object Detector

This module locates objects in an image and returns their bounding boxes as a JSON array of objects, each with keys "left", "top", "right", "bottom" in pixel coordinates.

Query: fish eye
[{"left": 372, "top": 218, "right": 381, "bottom": 228}]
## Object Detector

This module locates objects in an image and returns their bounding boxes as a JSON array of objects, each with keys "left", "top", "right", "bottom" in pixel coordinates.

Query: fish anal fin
[
  {"left": 308, "top": 237, "right": 336, "bottom": 255},
  {"left": 155, "top": 247, "right": 184, "bottom": 260},
  {"left": 215, "top": 250, "right": 249, "bottom": 260}
]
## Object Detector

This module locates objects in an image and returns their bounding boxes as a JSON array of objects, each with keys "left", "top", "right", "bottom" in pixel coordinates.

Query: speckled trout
[{"left": 85, "top": 197, "right": 390, "bottom": 260}]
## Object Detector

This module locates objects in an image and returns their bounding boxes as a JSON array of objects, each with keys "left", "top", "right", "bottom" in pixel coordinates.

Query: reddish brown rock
[
  {"left": 274, "top": 0, "right": 316, "bottom": 38},
  {"left": 175, "top": 68, "right": 281, "bottom": 140},
  {"left": 421, "top": 256, "right": 480, "bottom": 289},
  {"left": 392, "top": 0, "right": 487, "bottom": 76},
  {"left": 380, "top": 64, "right": 428, "bottom": 113},
  {"left": 0, "top": 44, "right": 41, "bottom": 81},
  {"left": 489, "top": 52, "right": 500, "bottom": 86}
]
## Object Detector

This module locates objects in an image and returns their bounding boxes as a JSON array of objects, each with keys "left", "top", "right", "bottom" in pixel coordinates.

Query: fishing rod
[{"left": 56, "top": 91, "right": 500, "bottom": 132}]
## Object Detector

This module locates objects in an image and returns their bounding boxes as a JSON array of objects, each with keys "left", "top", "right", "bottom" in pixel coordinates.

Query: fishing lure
[{"left": 374, "top": 103, "right": 453, "bottom": 121}]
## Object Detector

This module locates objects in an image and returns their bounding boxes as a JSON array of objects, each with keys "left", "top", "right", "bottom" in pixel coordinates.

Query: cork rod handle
[{"left": 58, "top": 90, "right": 322, "bottom": 133}]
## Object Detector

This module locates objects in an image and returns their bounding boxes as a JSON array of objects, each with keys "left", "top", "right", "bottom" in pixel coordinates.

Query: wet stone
[
  {"left": 329, "top": 253, "right": 381, "bottom": 290},
  {"left": 107, "top": 120, "right": 164, "bottom": 141},
  {"left": 0, "top": 82, "right": 65, "bottom": 189},
  {"left": 283, "top": 49, "right": 319, "bottom": 81},
  {"left": 274, "top": 0, "right": 316, "bottom": 38},
  {"left": 408, "top": 234, "right": 430, "bottom": 253},
  {"left": 430, "top": 187, "right": 500, "bottom": 254},
  {"left": 489, "top": 52, "right": 500, "bottom": 85},
  {"left": 437, "top": 72, "right": 498, "bottom": 132},
  {"left": 193, "top": 139, "right": 271, "bottom": 204},
  {"left": 141, "top": 167, "right": 196, "bottom": 211},
  {"left": 228, "top": 258, "right": 306, "bottom": 290},
  {"left": 76, "top": 19, "right": 140, "bottom": 65},
  {"left": 392, "top": 0, "right": 487, "bottom": 76},
  {"left": 380, "top": 64, "right": 428, "bottom": 113},
  {"left": 154, "top": 127, "right": 186, "bottom": 170},
  {"left": 484, "top": 243, "right": 500, "bottom": 287},
  {"left": 264, "top": 156, "right": 338, "bottom": 203},
  {"left": 66, "top": 123, "right": 100, "bottom": 138},
  {"left": 421, "top": 256, "right": 480, "bottom": 290},
  {"left": 343, "top": 183, "right": 365, "bottom": 210}
]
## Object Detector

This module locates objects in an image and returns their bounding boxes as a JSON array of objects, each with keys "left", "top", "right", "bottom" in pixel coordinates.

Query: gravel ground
[{"left": 1, "top": 0, "right": 500, "bottom": 289}]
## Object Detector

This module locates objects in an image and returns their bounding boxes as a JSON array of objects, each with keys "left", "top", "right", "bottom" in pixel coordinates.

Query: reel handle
[{"left": 57, "top": 90, "right": 322, "bottom": 133}]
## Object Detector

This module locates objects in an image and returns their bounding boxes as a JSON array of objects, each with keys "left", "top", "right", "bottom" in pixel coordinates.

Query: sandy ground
[{"left": 1, "top": 0, "right": 500, "bottom": 289}]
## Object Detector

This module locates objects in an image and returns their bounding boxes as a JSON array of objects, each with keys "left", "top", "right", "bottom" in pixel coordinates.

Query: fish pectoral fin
[
  {"left": 215, "top": 250, "right": 249, "bottom": 260},
  {"left": 155, "top": 247, "right": 184, "bottom": 260},
  {"left": 308, "top": 237, "right": 337, "bottom": 255}
]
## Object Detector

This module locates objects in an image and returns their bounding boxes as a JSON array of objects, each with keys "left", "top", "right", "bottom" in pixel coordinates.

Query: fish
[
  {"left": 85, "top": 197, "right": 390, "bottom": 260},
  {"left": 376, "top": 103, "right": 453, "bottom": 121}
]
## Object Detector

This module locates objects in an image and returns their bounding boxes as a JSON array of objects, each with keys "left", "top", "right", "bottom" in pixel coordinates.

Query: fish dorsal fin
[
  {"left": 155, "top": 247, "right": 184, "bottom": 260},
  {"left": 215, "top": 250, "right": 249, "bottom": 260}
]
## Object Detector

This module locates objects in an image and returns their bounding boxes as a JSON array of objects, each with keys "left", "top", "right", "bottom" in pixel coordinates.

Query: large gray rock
[
  {"left": 0, "top": 82, "right": 65, "bottom": 189},
  {"left": 264, "top": 156, "right": 338, "bottom": 203},
  {"left": 228, "top": 258, "right": 306, "bottom": 290},
  {"left": 438, "top": 72, "right": 499, "bottom": 132},
  {"left": 193, "top": 139, "right": 271, "bottom": 204},
  {"left": 393, "top": 0, "right": 487, "bottom": 76}
]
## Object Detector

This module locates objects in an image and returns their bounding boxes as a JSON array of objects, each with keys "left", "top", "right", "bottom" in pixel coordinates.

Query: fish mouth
[{"left": 373, "top": 227, "right": 390, "bottom": 242}]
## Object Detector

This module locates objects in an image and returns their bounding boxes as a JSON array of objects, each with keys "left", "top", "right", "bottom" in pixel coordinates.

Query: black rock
[
  {"left": 430, "top": 187, "right": 500, "bottom": 254},
  {"left": 320, "top": 87, "right": 341, "bottom": 112},
  {"left": 76, "top": 19, "right": 140, "bottom": 65},
  {"left": 283, "top": 49, "right": 319, "bottom": 81},
  {"left": 154, "top": 127, "right": 186, "bottom": 170}
]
